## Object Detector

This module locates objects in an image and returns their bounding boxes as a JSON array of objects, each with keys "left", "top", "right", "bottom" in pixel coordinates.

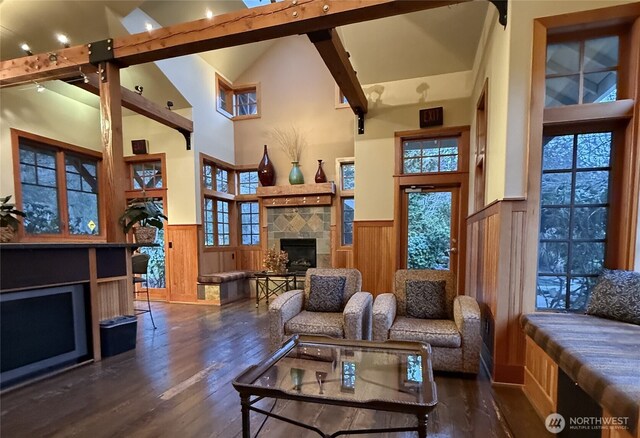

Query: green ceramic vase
[{"left": 289, "top": 162, "right": 304, "bottom": 185}]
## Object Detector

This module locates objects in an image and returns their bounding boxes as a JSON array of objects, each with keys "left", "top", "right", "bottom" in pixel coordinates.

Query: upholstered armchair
[
  {"left": 268, "top": 268, "right": 373, "bottom": 351},
  {"left": 373, "top": 270, "right": 481, "bottom": 374}
]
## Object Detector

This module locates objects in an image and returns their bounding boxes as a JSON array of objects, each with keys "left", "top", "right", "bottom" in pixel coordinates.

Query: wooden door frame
[{"left": 393, "top": 126, "right": 470, "bottom": 293}]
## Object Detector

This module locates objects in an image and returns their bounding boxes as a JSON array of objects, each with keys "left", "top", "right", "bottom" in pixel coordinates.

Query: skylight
[{"left": 242, "top": 0, "right": 281, "bottom": 8}]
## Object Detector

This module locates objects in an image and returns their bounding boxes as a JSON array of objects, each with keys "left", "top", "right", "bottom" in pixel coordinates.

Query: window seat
[
  {"left": 520, "top": 313, "right": 640, "bottom": 437},
  {"left": 197, "top": 271, "right": 255, "bottom": 305}
]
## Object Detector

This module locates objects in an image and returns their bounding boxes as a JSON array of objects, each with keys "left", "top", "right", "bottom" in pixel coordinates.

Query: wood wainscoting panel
[
  {"left": 353, "top": 220, "right": 394, "bottom": 295},
  {"left": 466, "top": 199, "right": 528, "bottom": 384},
  {"left": 523, "top": 336, "right": 558, "bottom": 421},
  {"left": 166, "top": 225, "right": 199, "bottom": 303},
  {"left": 238, "top": 247, "right": 262, "bottom": 271}
]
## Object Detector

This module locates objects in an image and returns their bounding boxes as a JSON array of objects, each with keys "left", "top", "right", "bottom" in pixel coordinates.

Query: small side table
[{"left": 254, "top": 272, "right": 297, "bottom": 307}]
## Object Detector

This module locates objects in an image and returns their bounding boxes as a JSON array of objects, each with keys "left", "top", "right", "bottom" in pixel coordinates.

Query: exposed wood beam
[
  {"left": 74, "top": 73, "right": 193, "bottom": 134},
  {"left": 99, "top": 62, "right": 127, "bottom": 242},
  {"left": 0, "top": 0, "right": 467, "bottom": 87},
  {"left": 308, "top": 28, "right": 367, "bottom": 115}
]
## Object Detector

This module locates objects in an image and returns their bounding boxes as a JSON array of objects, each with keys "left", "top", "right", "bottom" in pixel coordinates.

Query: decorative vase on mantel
[
  {"left": 257, "top": 145, "right": 276, "bottom": 187},
  {"left": 289, "top": 162, "right": 304, "bottom": 185},
  {"left": 315, "top": 160, "right": 327, "bottom": 183}
]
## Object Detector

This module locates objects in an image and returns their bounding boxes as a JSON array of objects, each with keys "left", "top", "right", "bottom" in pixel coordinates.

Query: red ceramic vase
[
  {"left": 315, "top": 159, "right": 327, "bottom": 183},
  {"left": 258, "top": 145, "right": 276, "bottom": 186}
]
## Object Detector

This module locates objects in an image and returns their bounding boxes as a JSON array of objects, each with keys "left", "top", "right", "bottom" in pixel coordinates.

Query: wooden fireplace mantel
[{"left": 257, "top": 182, "right": 335, "bottom": 207}]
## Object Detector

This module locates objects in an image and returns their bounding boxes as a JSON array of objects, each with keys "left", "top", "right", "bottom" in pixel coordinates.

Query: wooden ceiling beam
[
  {"left": 0, "top": 0, "right": 467, "bottom": 87},
  {"left": 74, "top": 73, "right": 193, "bottom": 134},
  {"left": 308, "top": 28, "right": 367, "bottom": 115}
]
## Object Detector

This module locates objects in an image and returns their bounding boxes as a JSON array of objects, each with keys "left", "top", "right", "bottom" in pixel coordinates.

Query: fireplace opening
[{"left": 280, "top": 239, "right": 316, "bottom": 273}]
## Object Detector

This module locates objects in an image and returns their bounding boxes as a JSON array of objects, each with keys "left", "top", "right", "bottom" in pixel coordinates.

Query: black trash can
[{"left": 99, "top": 315, "right": 137, "bottom": 358}]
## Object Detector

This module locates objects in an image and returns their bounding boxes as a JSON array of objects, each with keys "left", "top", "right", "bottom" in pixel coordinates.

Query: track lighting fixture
[
  {"left": 134, "top": 85, "right": 143, "bottom": 95},
  {"left": 20, "top": 43, "right": 33, "bottom": 56},
  {"left": 35, "top": 83, "right": 45, "bottom": 93},
  {"left": 57, "top": 33, "right": 70, "bottom": 48},
  {"left": 145, "top": 23, "right": 153, "bottom": 31},
  {"left": 166, "top": 101, "right": 174, "bottom": 110}
]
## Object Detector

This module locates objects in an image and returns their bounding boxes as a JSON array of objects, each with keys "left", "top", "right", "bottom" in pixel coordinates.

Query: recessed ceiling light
[
  {"left": 57, "top": 33, "right": 70, "bottom": 48},
  {"left": 206, "top": 9, "right": 213, "bottom": 19},
  {"left": 145, "top": 22, "right": 153, "bottom": 31},
  {"left": 36, "top": 83, "right": 45, "bottom": 93}
]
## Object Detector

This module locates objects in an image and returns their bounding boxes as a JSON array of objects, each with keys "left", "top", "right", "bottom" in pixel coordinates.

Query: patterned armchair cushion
[
  {"left": 405, "top": 280, "right": 447, "bottom": 319},
  {"left": 389, "top": 317, "right": 461, "bottom": 348},
  {"left": 305, "top": 275, "right": 346, "bottom": 312},
  {"left": 586, "top": 270, "right": 640, "bottom": 325},
  {"left": 304, "top": 268, "right": 362, "bottom": 307},
  {"left": 285, "top": 311, "right": 344, "bottom": 338},
  {"left": 394, "top": 270, "right": 456, "bottom": 318}
]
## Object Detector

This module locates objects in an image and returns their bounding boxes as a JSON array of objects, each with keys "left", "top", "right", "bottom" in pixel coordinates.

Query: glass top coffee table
[{"left": 232, "top": 335, "right": 437, "bottom": 437}]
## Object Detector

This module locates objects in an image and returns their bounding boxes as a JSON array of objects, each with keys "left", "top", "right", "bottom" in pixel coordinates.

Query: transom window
[
  {"left": 204, "top": 198, "right": 230, "bottom": 246},
  {"left": 402, "top": 137, "right": 459, "bottom": 174},
  {"left": 546, "top": 36, "right": 619, "bottom": 107},
  {"left": 239, "top": 171, "right": 259, "bottom": 194},
  {"left": 215, "top": 74, "right": 260, "bottom": 119},
  {"left": 17, "top": 136, "right": 101, "bottom": 237},
  {"left": 202, "top": 161, "right": 230, "bottom": 193},
  {"left": 341, "top": 163, "right": 355, "bottom": 191},
  {"left": 239, "top": 202, "right": 260, "bottom": 245},
  {"left": 132, "top": 161, "right": 162, "bottom": 189},
  {"left": 536, "top": 132, "right": 612, "bottom": 311}
]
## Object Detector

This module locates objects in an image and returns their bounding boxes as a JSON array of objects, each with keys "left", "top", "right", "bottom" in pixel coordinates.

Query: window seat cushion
[
  {"left": 197, "top": 271, "right": 254, "bottom": 284},
  {"left": 521, "top": 312, "right": 640, "bottom": 436}
]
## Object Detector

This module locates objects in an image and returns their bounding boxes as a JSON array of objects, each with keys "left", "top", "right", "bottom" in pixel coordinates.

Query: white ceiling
[{"left": 1, "top": 0, "right": 489, "bottom": 105}]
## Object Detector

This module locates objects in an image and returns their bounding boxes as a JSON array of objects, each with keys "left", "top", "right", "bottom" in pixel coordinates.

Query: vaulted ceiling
[{"left": 0, "top": 0, "right": 489, "bottom": 109}]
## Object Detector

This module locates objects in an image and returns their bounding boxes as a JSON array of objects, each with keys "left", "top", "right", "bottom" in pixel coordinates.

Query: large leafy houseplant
[
  {"left": 0, "top": 195, "right": 26, "bottom": 242},
  {"left": 119, "top": 198, "right": 167, "bottom": 243}
]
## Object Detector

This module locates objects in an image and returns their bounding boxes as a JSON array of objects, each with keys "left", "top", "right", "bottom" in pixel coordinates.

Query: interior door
[
  {"left": 166, "top": 225, "right": 199, "bottom": 303},
  {"left": 402, "top": 187, "right": 460, "bottom": 275}
]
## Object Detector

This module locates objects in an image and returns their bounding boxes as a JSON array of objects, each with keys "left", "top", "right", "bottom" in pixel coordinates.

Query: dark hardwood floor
[{"left": 0, "top": 301, "right": 544, "bottom": 437}]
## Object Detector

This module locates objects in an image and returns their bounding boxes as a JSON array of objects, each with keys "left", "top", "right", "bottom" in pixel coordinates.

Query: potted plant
[
  {"left": 263, "top": 245, "right": 289, "bottom": 273},
  {"left": 0, "top": 195, "right": 26, "bottom": 243},
  {"left": 119, "top": 198, "right": 167, "bottom": 243}
]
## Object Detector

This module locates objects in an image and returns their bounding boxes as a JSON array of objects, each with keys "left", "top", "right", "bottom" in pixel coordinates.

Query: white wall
[
  {"left": 121, "top": 9, "right": 235, "bottom": 224},
  {"left": 0, "top": 86, "right": 102, "bottom": 197}
]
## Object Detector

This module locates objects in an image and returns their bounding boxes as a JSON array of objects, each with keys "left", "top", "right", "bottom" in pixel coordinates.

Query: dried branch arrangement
[{"left": 271, "top": 126, "right": 307, "bottom": 162}]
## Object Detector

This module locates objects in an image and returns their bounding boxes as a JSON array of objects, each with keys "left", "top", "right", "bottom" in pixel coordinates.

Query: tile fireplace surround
[{"left": 266, "top": 206, "right": 331, "bottom": 268}]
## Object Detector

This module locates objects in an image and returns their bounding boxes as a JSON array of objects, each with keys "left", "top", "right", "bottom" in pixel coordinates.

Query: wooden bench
[
  {"left": 521, "top": 313, "right": 640, "bottom": 438},
  {"left": 197, "top": 271, "right": 255, "bottom": 306}
]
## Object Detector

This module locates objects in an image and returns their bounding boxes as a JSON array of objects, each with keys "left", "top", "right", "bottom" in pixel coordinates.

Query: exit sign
[{"left": 419, "top": 107, "right": 443, "bottom": 128}]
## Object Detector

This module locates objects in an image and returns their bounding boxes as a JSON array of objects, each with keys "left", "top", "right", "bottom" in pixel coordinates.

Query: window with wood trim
[
  {"left": 238, "top": 171, "right": 259, "bottom": 195},
  {"left": 202, "top": 160, "right": 231, "bottom": 194},
  {"left": 532, "top": 18, "right": 639, "bottom": 312},
  {"left": 15, "top": 134, "right": 101, "bottom": 238},
  {"left": 204, "top": 197, "right": 230, "bottom": 246},
  {"left": 239, "top": 202, "right": 260, "bottom": 245},
  {"left": 342, "top": 198, "right": 355, "bottom": 245},
  {"left": 474, "top": 82, "right": 488, "bottom": 212},
  {"left": 215, "top": 74, "right": 260, "bottom": 119},
  {"left": 131, "top": 160, "right": 163, "bottom": 190},
  {"left": 402, "top": 138, "right": 459, "bottom": 174}
]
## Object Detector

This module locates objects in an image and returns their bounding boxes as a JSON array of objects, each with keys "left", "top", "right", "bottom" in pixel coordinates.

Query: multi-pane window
[
  {"left": 403, "top": 138, "right": 459, "bottom": 174},
  {"left": 240, "top": 202, "right": 260, "bottom": 245},
  {"left": 546, "top": 36, "right": 619, "bottom": 107},
  {"left": 218, "top": 81, "right": 233, "bottom": 115},
  {"left": 342, "top": 198, "right": 355, "bottom": 246},
  {"left": 239, "top": 171, "right": 259, "bottom": 194},
  {"left": 536, "top": 132, "right": 612, "bottom": 311},
  {"left": 132, "top": 161, "right": 162, "bottom": 189},
  {"left": 18, "top": 141, "right": 100, "bottom": 237},
  {"left": 341, "top": 163, "right": 355, "bottom": 191},
  {"left": 235, "top": 89, "right": 258, "bottom": 116},
  {"left": 203, "top": 198, "right": 230, "bottom": 246},
  {"left": 202, "top": 161, "right": 230, "bottom": 193},
  {"left": 65, "top": 155, "right": 99, "bottom": 235}
]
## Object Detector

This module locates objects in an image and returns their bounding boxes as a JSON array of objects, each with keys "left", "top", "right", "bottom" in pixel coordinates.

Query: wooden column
[{"left": 98, "top": 62, "right": 126, "bottom": 242}]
